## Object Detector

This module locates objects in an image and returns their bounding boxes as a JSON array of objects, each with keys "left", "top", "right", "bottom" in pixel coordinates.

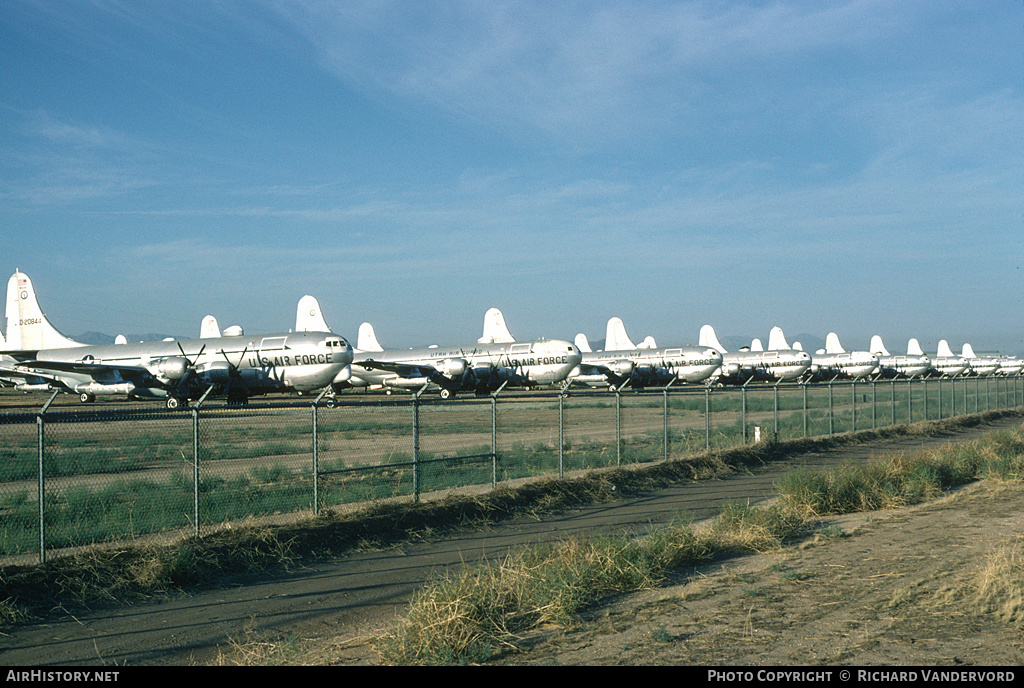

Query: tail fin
[
  {"left": 750, "top": 338, "right": 764, "bottom": 352},
  {"left": 825, "top": 332, "right": 845, "bottom": 354},
  {"left": 200, "top": 315, "right": 221, "bottom": 339},
  {"left": 357, "top": 322, "right": 384, "bottom": 352},
  {"left": 961, "top": 342, "right": 977, "bottom": 358},
  {"left": 296, "top": 295, "right": 330, "bottom": 332},
  {"left": 637, "top": 336, "right": 657, "bottom": 349},
  {"left": 478, "top": 308, "right": 515, "bottom": 343},
  {"left": 605, "top": 317, "right": 636, "bottom": 351},
  {"left": 768, "top": 326, "right": 790, "bottom": 350},
  {"left": 4, "top": 271, "right": 84, "bottom": 350},
  {"left": 699, "top": 325, "right": 727, "bottom": 354},
  {"left": 907, "top": 338, "right": 925, "bottom": 356},
  {"left": 937, "top": 339, "right": 955, "bottom": 358},
  {"left": 870, "top": 335, "right": 890, "bottom": 357},
  {"left": 574, "top": 333, "right": 593, "bottom": 353}
]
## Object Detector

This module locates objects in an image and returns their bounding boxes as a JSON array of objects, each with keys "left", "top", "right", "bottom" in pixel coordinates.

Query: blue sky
[{"left": 2, "top": 1, "right": 1022, "bottom": 353}]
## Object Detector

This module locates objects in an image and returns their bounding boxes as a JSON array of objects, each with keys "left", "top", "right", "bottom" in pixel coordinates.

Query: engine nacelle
[
  {"left": 441, "top": 358, "right": 468, "bottom": 377},
  {"left": 722, "top": 362, "right": 741, "bottom": 377},
  {"left": 153, "top": 356, "right": 190, "bottom": 381},
  {"left": 607, "top": 359, "right": 635, "bottom": 376},
  {"left": 197, "top": 360, "right": 232, "bottom": 384}
]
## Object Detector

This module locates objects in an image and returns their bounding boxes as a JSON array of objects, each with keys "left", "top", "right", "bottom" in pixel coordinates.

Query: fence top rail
[{"left": 0, "top": 376, "right": 1018, "bottom": 422}]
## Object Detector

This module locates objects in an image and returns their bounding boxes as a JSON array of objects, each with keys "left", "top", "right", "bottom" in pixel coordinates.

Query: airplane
[
  {"left": 339, "top": 315, "right": 582, "bottom": 398},
  {"left": 780, "top": 330, "right": 879, "bottom": 381},
  {"left": 996, "top": 354, "right": 1024, "bottom": 377},
  {"left": 699, "top": 325, "right": 811, "bottom": 384},
  {"left": 929, "top": 340, "right": 971, "bottom": 378},
  {"left": 869, "top": 336, "right": 932, "bottom": 379},
  {"left": 568, "top": 317, "right": 721, "bottom": 389},
  {"left": 959, "top": 343, "right": 1001, "bottom": 377},
  {"left": 0, "top": 271, "right": 354, "bottom": 407}
]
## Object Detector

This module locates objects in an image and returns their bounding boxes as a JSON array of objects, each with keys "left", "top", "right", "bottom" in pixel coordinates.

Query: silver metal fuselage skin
[
  {"left": 928, "top": 356, "right": 970, "bottom": 378},
  {"left": 875, "top": 354, "right": 931, "bottom": 379},
  {"left": 569, "top": 347, "right": 722, "bottom": 388},
  {"left": 3, "top": 331, "right": 353, "bottom": 400},
  {"left": 806, "top": 351, "right": 880, "bottom": 381},
  {"left": 348, "top": 339, "right": 582, "bottom": 394},
  {"left": 714, "top": 349, "right": 812, "bottom": 384}
]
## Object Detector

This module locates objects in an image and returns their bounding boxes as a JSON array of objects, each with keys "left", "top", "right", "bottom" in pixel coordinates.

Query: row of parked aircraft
[{"left": 0, "top": 270, "right": 1020, "bottom": 408}]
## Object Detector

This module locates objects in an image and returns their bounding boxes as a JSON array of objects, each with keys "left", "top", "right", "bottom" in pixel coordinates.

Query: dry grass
[{"left": 1, "top": 409, "right": 1019, "bottom": 630}]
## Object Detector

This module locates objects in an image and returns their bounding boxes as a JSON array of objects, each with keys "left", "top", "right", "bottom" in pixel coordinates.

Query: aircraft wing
[
  {"left": 6, "top": 359, "right": 155, "bottom": 386},
  {"left": 356, "top": 359, "right": 461, "bottom": 389}
]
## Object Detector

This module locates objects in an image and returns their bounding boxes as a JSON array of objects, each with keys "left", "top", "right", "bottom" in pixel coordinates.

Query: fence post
[
  {"left": 741, "top": 385, "right": 747, "bottom": 443},
  {"left": 192, "top": 406, "right": 200, "bottom": 535},
  {"left": 890, "top": 380, "right": 895, "bottom": 426},
  {"left": 559, "top": 392, "right": 565, "bottom": 478},
  {"left": 773, "top": 384, "right": 779, "bottom": 442},
  {"left": 705, "top": 387, "right": 710, "bottom": 451},
  {"left": 615, "top": 387, "right": 622, "bottom": 467},
  {"left": 35, "top": 390, "right": 58, "bottom": 564},
  {"left": 851, "top": 381, "right": 856, "bottom": 432},
  {"left": 803, "top": 383, "right": 808, "bottom": 437},
  {"left": 827, "top": 382, "right": 833, "bottom": 436},
  {"left": 412, "top": 391, "right": 421, "bottom": 502},
  {"left": 491, "top": 381, "right": 506, "bottom": 488}
]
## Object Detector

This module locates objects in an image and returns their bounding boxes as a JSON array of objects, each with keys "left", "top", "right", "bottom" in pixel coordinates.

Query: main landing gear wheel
[
  {"left": 79, "top": 393, "right": 96, "bottom": 403},
  {"left": 439, "top": 389, "right": 453, "bottom": 400},
  {"left": 165, "top": 397, "right": 186, "bottom": 410}
]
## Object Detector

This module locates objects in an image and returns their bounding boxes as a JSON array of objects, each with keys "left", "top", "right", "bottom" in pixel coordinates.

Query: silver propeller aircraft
[
  {"left": 930, "top": 340, "right": 971, "bottom": 378},
  {"left": 0, "top": 271, "right": 353, "bottom": 407},
  {"left": 341, "top": 312, "right": 582, "bottom": 398},
  {"left": 699, "top": 325, "right": 811, "bottom": 384},
  {"left": 770, "top": 329, "right": 878, "bottom": 381},
  {"left": 958, "top": 343, "right": 1001, "bottom": 377},
  {"left": 569, "top": 317, "right": 721, "bottom": 389},
  {"left": 869, "top": 336, "right": 931, "bottom": 378}
]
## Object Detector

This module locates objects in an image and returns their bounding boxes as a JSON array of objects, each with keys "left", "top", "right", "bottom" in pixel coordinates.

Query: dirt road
[{"left": 1, "top": 412, "right": 1021, "bottom": 666}]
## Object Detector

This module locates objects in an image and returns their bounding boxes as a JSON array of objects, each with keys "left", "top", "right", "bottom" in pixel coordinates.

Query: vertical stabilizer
[
  {"left": 296, "top": 295, "right": 330, "bottom": 332},
  {"left": 699, "top": 325, "right": 727, "bottom": 354},
  {"left": 605, "top": 317, "right": 636, "bottom": 351},
  {"left": 825, "top": 332, "right": 845, "bottom": 354},
  {"left": 936, "top": 339, "right": 955, "bottom": 358},
  {"left": 478, "top": 308, "right": 515, "bottom": 343},
  {"left": 907, "top": 338, "right": 925, "bottom": 356},
  {"left": 870, "top": 335, "right": 891, "bottom": 356},
  {"left": 574, "top": 333, "right": 593, "bottom": 353},
  {"left": 768, "top": 326, "right": 790, "bottom": 350},
  {"left": 200, "top": 315, "right": 221, "bottom": 339},
  {"left": 637, "top": 336, "right": 657, "bottom": 349},
  {"left": 5, "top": 271, "right": 84, "bottom": 350},
  {"left": 750, "top": 338, "right": 764, "bottom": 352},
  {"left": 961, "top": 343, "right": 977, "bottom": 358},
  {"left": 357, "top": 322, "right": 384, "bottom": 352}
]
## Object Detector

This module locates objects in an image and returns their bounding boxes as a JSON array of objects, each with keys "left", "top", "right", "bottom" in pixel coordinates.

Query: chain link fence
[{"left": 2, "top": 375, "right": 1022, "bottom": 564}]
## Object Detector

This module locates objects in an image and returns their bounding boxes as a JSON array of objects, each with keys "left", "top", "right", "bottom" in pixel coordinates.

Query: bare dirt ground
[
  {"left": 489, "top": 481, "right": 1024, "bottom": 666},
  {"left": 1, "top": 412, "right": 1022, "bottom": 666}
]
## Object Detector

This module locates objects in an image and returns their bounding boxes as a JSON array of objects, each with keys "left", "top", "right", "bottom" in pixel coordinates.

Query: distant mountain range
[{"left": 75, "top": 331, "right": 182, "bottom": 346}]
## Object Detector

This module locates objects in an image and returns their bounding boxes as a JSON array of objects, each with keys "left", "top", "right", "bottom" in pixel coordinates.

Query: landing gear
[
  {"left": 165, "top": 396, "right": 186, "bottom": 410},
  {"left": 439, "top": 388, "right": 454, "bottom": 400},
  {"left": 79, "top": 393, "right": 96, "bottom": 403}
]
